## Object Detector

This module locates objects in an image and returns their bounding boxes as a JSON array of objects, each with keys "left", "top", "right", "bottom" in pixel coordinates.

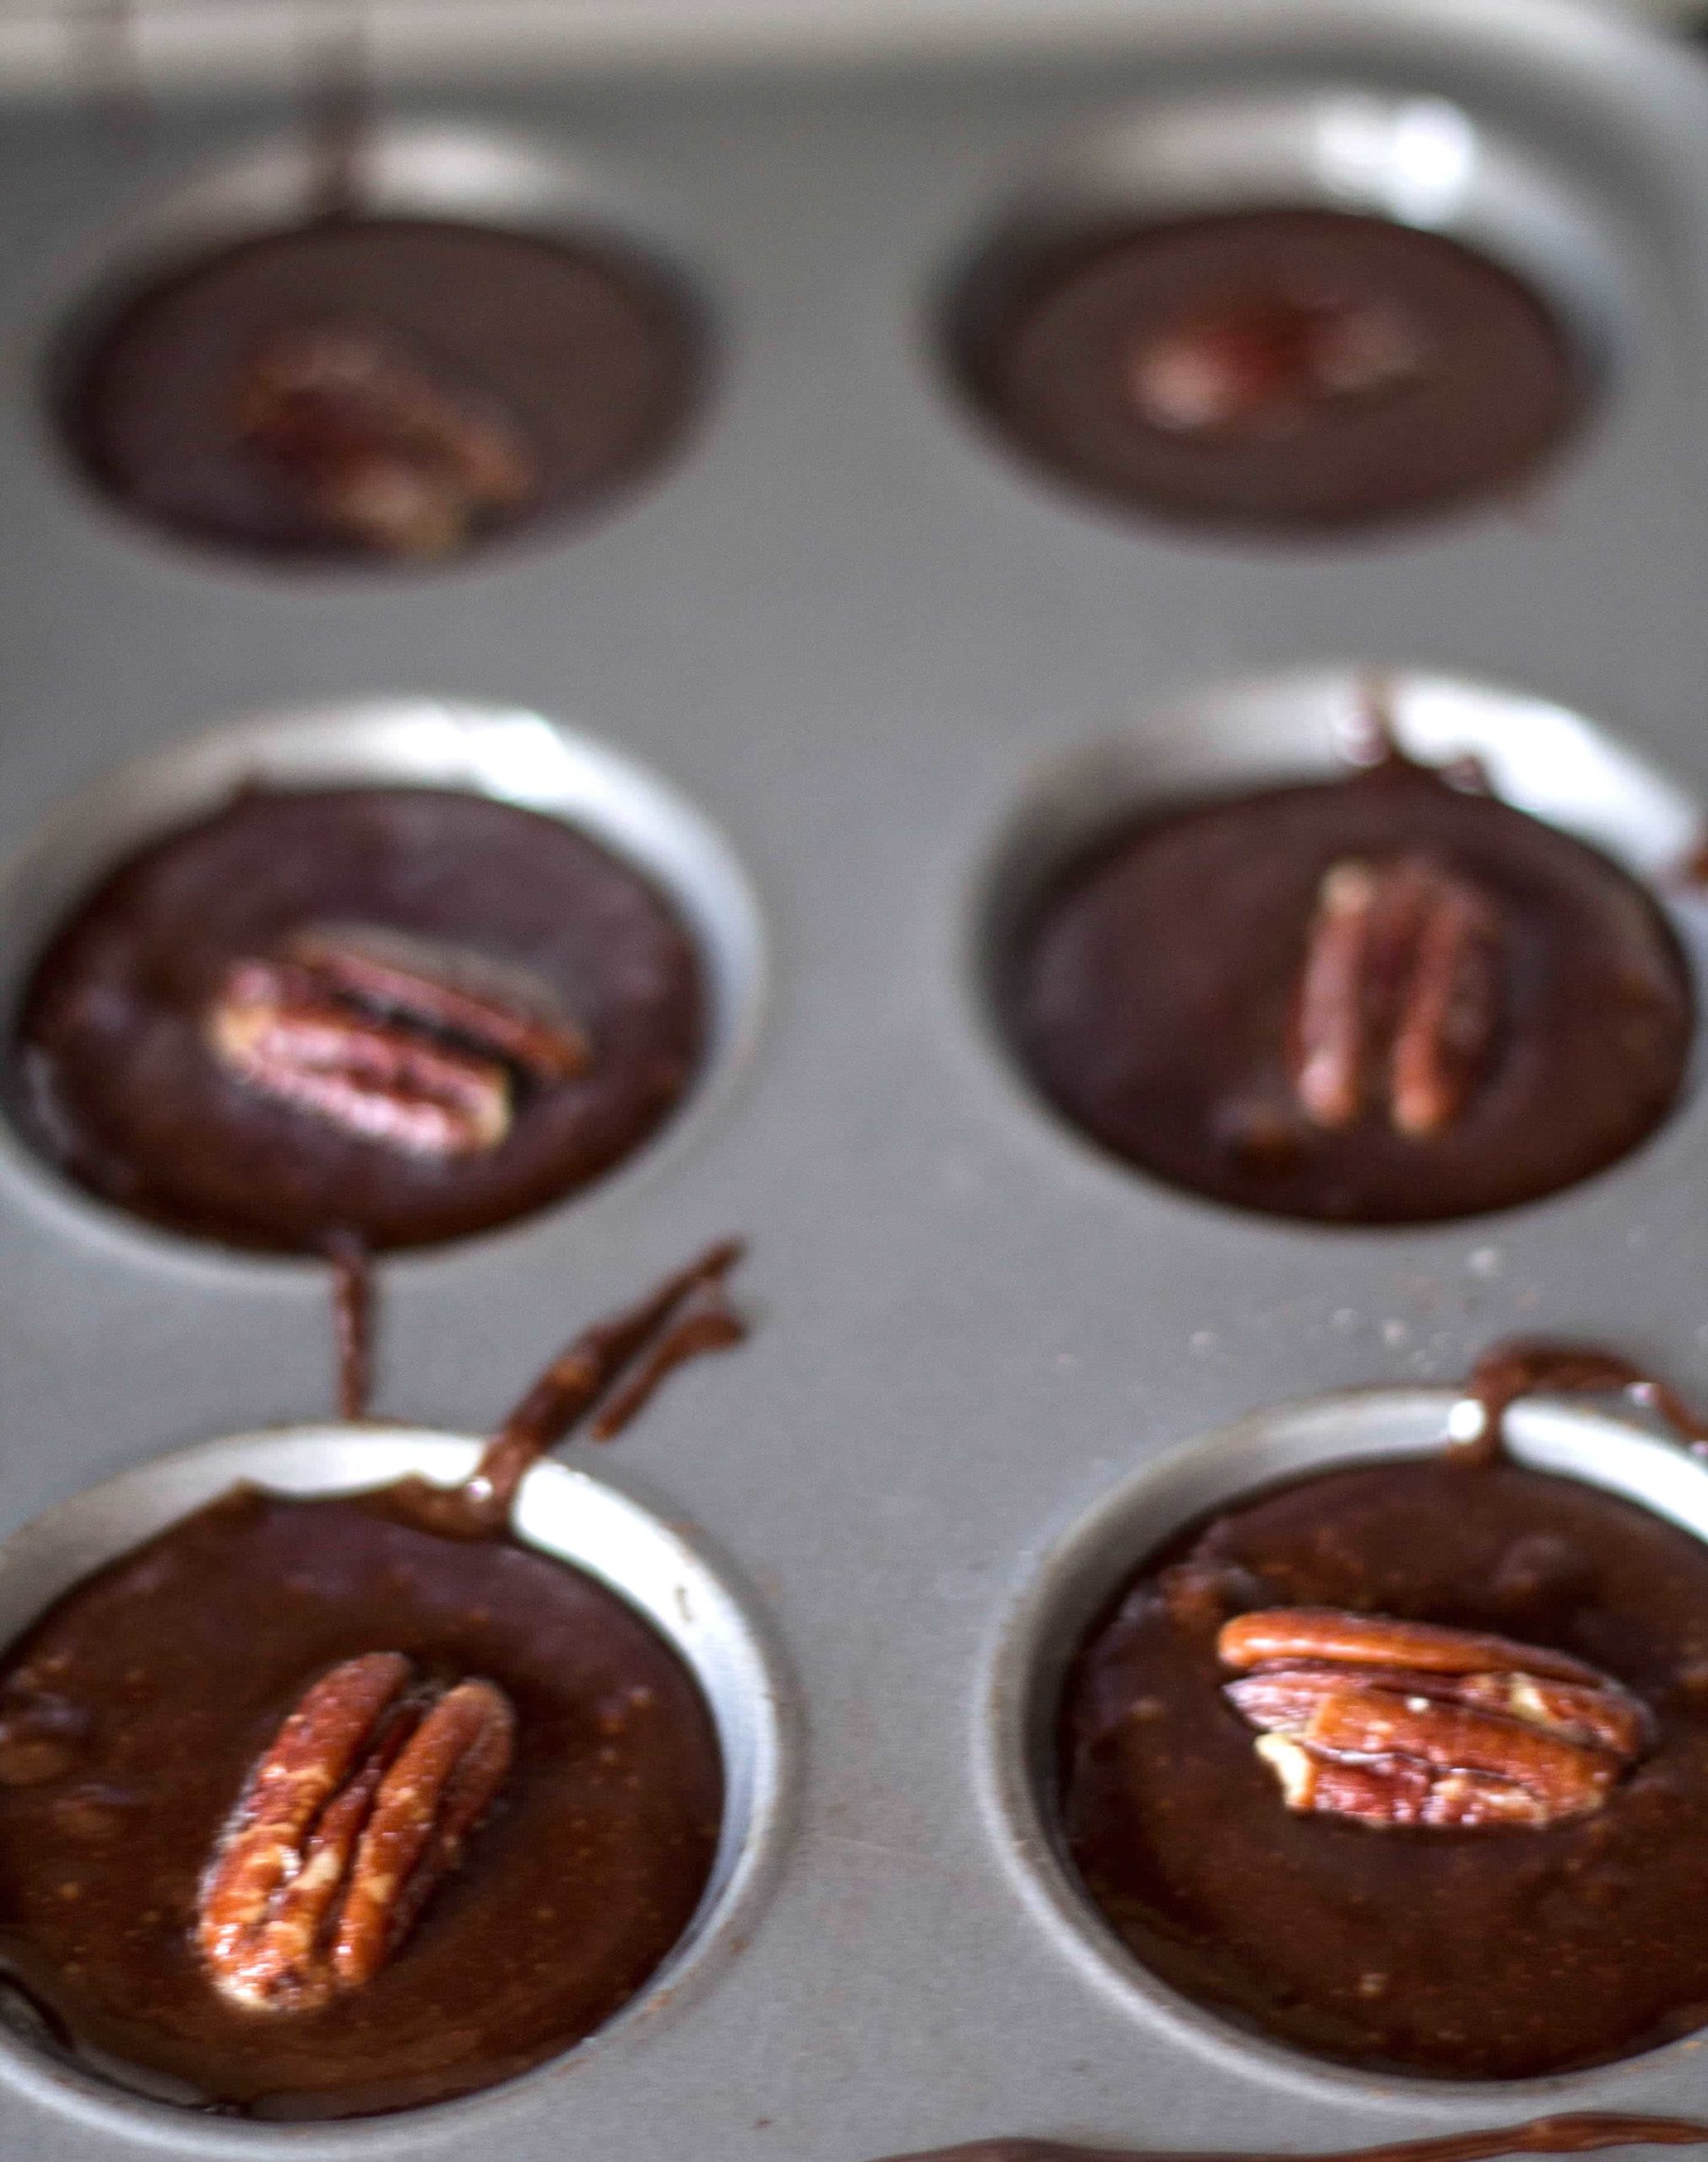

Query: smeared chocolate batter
[
  {"left": 326, "top": 1231, "right": 374, "bottom": 1421},
  {"left": 870, "top": 2116, "right": 1708, "bottom": 2162},
  {"left": 1459, "top": 1339, "right": 1708, "bottom": 1464},
  {"left": 393, "top": 1237, "right": 746, "bottom": 1539},
  {"left": 10, "top": 786, "right": 704, "bottom": 1252},
  {"left": 1003, "top": 752, "right": 1690, "bottom": 1224},
  {"left": 956, "top": 210, "right": 1581, "bottom": 532}
]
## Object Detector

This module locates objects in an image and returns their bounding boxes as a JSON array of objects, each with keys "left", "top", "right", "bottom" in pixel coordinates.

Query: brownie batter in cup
[
  {"left": 60, "top": 216, "right": 702, "bottom": 562},
  {"left": 0, "top": 1242, "right": 748, "bottom": 2117},
  {"left": 955, "top": 209, "right": 1584, "bottom": 533},
  {"left": 1001, "top": 736, "right": 1692, "bottom": 1224},
  {"left": 9, "top": 785, "right": 705, "bottom": 1252},
  {"left": 1059, "top": 1347, "right": 1708, "bottom": 2079}
]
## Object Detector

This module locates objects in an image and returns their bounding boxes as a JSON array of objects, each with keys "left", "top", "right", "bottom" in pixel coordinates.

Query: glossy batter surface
[
  {"left": 957, "top": 210, "right": 1581, "bottom": 531},
  {"left": 0, "top": 1485, "right": 723, "bottom": 2116},
  {"left": 1059, "top": 1458, "right": 1708, "bottom": 2078},
  {"left": 1003, "top": 759, "right": 1690, "bottom": 1224},
  {"left": 10, "top": 786, "right": 703, "bottom": 1252}
]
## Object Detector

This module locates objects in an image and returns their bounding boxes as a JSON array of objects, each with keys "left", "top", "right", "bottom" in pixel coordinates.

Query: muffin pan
[{"left": 4, "top": 0, "right": 1708, "bottom": 2154}]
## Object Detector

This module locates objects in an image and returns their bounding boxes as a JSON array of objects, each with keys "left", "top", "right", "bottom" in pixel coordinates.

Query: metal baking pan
[{"left": 5, "top": 1, "right": 1708, "bottom": 2156}]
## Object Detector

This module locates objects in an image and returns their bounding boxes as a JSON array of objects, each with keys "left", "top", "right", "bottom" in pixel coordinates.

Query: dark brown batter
[
  {"left": 9, "top": 785, "right": 704, "bottom": 1252},
  {"left": 954, "top": 210, "right": 1581, "bottom": 532},
  {"left": 1461, "top": 1340, "right": 1708, "bottom": 1465},
  {"left": 0, "top": 1242, "right": 747, "bottom": 2116},
  {"left": 870, "top": 2117, "right": 1708, "bottom": 2162},
  {"left": 1059, "top": 1449, "right": 1708, "bottom": 2077},
  {"left": 399, "top": 1237, "right": 748, "bottom": 1539},
  {"left": 327, "top": 1231, "right": 374, "bottom": 1420},
  {"left": 0, "top": 1485, "right": 722, "bottom": 2117},
  {"left": 60, "top": 216, "right": 701, "bottom": 561},
  {"left": 1002, "top": 754, "right": 1691, "bottom": 1224}
]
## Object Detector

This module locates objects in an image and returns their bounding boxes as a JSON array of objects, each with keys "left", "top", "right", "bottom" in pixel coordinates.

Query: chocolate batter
[
  {"left": 955, "top": 210, "right": 1581, "bottom": 531},
  {"left": 60, "top": 216, "right": 701, "bottom": 561},
  {"left": 9, "top": 786, "right": 704, "bottom": 1252},
  {"left": 870, "top": 2117, "right": 1708, "bottom": 2162},
  {"left": 1461, "top": 1339, "right": 1708, "bottom": 1465},
  {"left": 328, "top": 1232, "right": 374, "bottom": 1420},
  {"left": 0, "top": 1241, "right": 747, "bottom": 2116},
  {"left": 0, "top": 1486, "right": 722, "bottom": 2116},
  {"left": 1002, "top": 752, "right": 1691, "bottom": 1223},
  {"left": 1059, "top": 1445, "right": 1708, "bottom": 2076}
]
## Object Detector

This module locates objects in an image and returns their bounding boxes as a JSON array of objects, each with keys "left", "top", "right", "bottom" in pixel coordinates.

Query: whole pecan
[
  {"left": 205, "top": 922, "right": 588, "bottom": 1159},
  {"left": 198, "top": 1653, "right": 515, "bottom": 2013},
  {"left": 1128, "top": 295, "right": 1428, "bottom": 437},
  {"left": 235, "top": 319, "right": 536, "bottom": 557},
  {"left": 1218, "top": 1608, "right": 1650, "bottom": 1830},
  {"left": 284, "top": 923, "right": 588, "bottom": 1084},
  {"left": 1289, "top": 852, "right": 1503, "bottom": 1138}
]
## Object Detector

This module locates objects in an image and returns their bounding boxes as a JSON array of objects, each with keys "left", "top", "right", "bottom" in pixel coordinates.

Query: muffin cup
[
  {"left": 0, "top": 1422, "right": 794, "bottom": 2136},
  {"left": 979, "top": 1382, "right": 1708, "bottom": 2092},
  {"left": 0, "top": 696, "right": 766, "bottom": 1269}
]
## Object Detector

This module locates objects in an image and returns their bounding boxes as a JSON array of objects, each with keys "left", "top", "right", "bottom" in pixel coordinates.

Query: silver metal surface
[
  {"left": 3, "top": 1, "right": 1708, "bottom": 2155},
  {"left": 0, "top": 3, "right": 1701, "bottom": 106}
]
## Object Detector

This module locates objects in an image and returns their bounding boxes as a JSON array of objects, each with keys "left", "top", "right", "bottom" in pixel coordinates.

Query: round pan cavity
[
  {"left": 975, "top": 665, "right": 1708, "bottom": 1227},
  {"left": 0, "top": 1423, "right": 790, "bottom": 2135},
  {"left": 942, "top": 87, "right": 1633, "bottom": 535},
  {"left": 0, "top": 698, "right": 765, "bottom": 1264},
  {"left": 979, "top": 1386, "right": 1708, "bottom": 2093},
  {"left": 45, "top": 120, "right": 711, "bottom": 571}
]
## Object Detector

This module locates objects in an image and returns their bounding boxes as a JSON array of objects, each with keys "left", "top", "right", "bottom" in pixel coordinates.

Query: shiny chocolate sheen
[
  {"left": 9, "top": 786, "right": 703, "bottom": 1252},
  {"left": 1003, "top": 758, "right": 1690, "bottom": 1224},
  {"left": 1059, "top": 1458, "right": 1708, "bottom": 2077},
  {"left": 958, "top": 209, "right": 1581, "bottom": 531},
  {"left": 0, "top": 1484, "right": 722, "bottom": 2117},
  {"left": 62, "top": 217, "right": 700, "bottom": 561}
]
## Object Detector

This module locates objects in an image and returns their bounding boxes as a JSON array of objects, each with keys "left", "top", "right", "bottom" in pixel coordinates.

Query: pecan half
[
  {"left": 1128, "top": 296, "right": 1428, "bottom": 437},
  {"left": 209, "top": 958, "right": 512, "bottom": 1156},
  {"left": 205, "top": 924, "right": 587, "bottom": 1159},
  {"left": 1218, "top": 1608, "right": 1649, "bottom": 1830},
  {"left": 198, "top": 1654, "right": 515, "bottom": 2013},
  {"left": 235, "top": 319, "right": 536, "bottom": 557},
  {"left": 282, "top": 924, "right": 588, "bottom": 1085},
  {"left": 1289, "top": 852, "right": 1503, "bottom": 1138}
]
